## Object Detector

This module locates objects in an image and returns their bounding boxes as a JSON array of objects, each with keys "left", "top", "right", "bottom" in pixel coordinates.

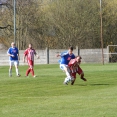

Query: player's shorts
[
  {"left": 27, "top": 59, "right": 34, "bottom": 68},
  {"left": 71, "top": 66, "right": 83, "bottom": 78},
  {"left": 71, "top": 72, "right": 77, "bottom": 79},
  {"left": 60, "top": 64, "right": 68, "bottom": 70},
  {"left": 60, "top": 64, "right": 70, "bottom": 72},
  {"left": 9, "top": 60, "right": 19, "bottom": 67}
]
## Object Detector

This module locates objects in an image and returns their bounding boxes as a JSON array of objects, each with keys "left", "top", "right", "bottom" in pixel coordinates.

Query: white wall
[{"left": 0, "top": 48, "right": 108, "bottom": 66}]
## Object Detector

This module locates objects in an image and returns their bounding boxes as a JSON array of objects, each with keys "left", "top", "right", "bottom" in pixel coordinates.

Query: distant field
[{"left": 0, "top": 63, "right": 117, "bottom": 117}]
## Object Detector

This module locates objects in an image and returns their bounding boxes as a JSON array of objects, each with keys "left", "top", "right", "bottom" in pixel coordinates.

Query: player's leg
[
  {"left": 60, "top": 64, "right": 69, "bottom": 84},
  {"left": 14, "top": 61, "right": 20, "bottom": 77},
  {"left": 28, "top": 60, "right": 36, "bottom": 77},
  {"left": 26, "top": 60, "right": 31, "bottom": 76},
  {"left": 71, "top": 72, "right": 76, "bottom": 85},
  {"left": 63, "top": 77, "right": 70, "bottom": 85},
  {"left": 65, "top": 67, "right": 71, "bottom": 78},
  {"left": 63, "top": 73, "right": 74, "bottom": 85},
  {"left": 61, "top": 65, "right": 72, "bottom": 79},
  {"left": 77, "top": 66, "right": 87, "bottom": 81},
  {"left": 30, "top": 67, "right": 35, "bottom": 77},
  {"left": 60, "top": 64, "right": 71, "bottom": 84},
  {"left": 60, "top": 64, "right": 73, "bottom": 84},
  {"left": 59, "top": 64, "right": 65, "bottom": 72},
  {"left": 9, "top": 61, "right": 13, "bottom": 77},
  {"left": 65, "top": 66, "right": 74, "bottom": 82},
  {"left": 26, "top": 68, "right": 31, "bottom": 76},
  {"left": 80, "top": 71, "right": 87, "bottom": 81}
]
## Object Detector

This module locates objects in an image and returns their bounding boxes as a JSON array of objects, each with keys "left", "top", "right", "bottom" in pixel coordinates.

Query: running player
[
  {"left": 68, "top": 55, "right": 87, "bottom": 85},
  {"left": 7, "top": 42, "right": 20, "bottom": 77},
  {"left": 57, "top": 46, "right": 75, "bottom": 84},
  {"left": 23, "top": 44, "right": 39, "bottom": 77}
]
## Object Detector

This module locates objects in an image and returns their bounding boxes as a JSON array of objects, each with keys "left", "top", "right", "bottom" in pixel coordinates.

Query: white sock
[
  {"left": 64, "top": 77, "right": 68, "bottom": 83},
  {"left": 66, "top": 71, "right": 71, "bottom": 77},
  {"left": 16, "top": 68, "right": 19, "bottom": 75},
  {"left": 9, "top": 69, "right": 12, "bottom": 76},
  {"left": 64, "top": 77, "right": 71, "bottom": 83}
]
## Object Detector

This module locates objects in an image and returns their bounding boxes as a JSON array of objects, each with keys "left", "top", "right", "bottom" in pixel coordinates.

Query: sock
[
  {"left": 66, "top": 71, "right": 71, "bottom": 78},
  {"left": 31, "top": 69, "right": 34, "bottom": 76},
  {"left": 16, "top": 68, "right": 19, "bottom": 75},
  {"left": 9, "top": 69, "right": 12, "bottom": 76},
  {"left": 64, "top": 77, "right": 70, "bottom": 83},
  {"left": 26, "top": 68, "right": 31, "bottom": 76}
]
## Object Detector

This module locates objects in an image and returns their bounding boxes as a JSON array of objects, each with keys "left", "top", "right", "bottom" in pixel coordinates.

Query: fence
[{"left": 0, "top": 47, "right": 109, "bottom": 66}]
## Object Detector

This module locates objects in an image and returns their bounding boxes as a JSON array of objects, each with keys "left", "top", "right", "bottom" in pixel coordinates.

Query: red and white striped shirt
[
  {"left": 68, "top": 58, "right": 81, "bottom": 73},
  {"left": 24, "top": 48, "right": 36, "bottom": 61}
]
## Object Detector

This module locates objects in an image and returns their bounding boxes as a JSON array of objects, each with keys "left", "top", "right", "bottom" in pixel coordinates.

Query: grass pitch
[{"left": 0, "top": 63, "right": 117, "bottom": 117}]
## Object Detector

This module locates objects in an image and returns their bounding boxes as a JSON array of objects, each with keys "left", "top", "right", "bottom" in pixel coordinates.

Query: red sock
[
  {"left": 26, "top": 68, "right": 31, "bottom": 76},
  {"left": 31, "top": 69, "right": 34, "bottom": 76}
]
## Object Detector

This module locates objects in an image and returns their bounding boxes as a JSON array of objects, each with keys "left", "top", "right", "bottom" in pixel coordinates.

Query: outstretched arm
[
  {"left": 56, "top": 51, "right": 68, "bottom": 57},
  {"left": 56, "top": 54, "right": 61, "bottom": 57}
]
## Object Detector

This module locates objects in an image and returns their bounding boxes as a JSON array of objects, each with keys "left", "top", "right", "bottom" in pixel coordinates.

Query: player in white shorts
[
  {"left": 57, "top": 46, "right": 75, "bottom": 85},
  {"left": 7, "top": 42, "right": 20, "bottom": 77}
]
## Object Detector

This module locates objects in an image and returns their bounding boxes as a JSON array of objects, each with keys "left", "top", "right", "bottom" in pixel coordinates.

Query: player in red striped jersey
[
  {"left": 68, "top": 56, "right": 87, "bottom": 85},
  {"left": 23, "top": 44, "right": 39, "bottom": 77}
]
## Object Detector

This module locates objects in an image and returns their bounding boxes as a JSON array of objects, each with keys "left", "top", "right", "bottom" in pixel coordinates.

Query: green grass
[{"left": 0, "top": 63, "right": 117, "bottom": 117}]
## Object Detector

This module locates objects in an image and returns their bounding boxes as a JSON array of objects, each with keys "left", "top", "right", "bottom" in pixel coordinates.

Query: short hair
[
  {"left": 11, "top": 42, "right": 15, "bottom": 45},
  {"left": 69, "top": 46, "right": 73, "bottom": 51},
  {"left": 76, "top": 55, "right": 82, "bottom": 59}
]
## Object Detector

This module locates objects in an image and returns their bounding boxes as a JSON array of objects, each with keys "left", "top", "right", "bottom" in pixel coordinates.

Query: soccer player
[
  {"left": 57, "top": 46, "right": 75, "bottom": 84},
  {"left": 7, "top": 42, "right": 20, "bottom": 77},
  {"left": 23, "top": 43, "right": 39, "bottom": 77},
  {"left": 68, "top": 55, "right": 87, "bottom": 85}
]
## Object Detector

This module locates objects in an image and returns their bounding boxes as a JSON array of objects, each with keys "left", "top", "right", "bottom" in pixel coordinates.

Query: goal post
[{"left": 104, "top": 45, "right": 117, "bottom": 63}]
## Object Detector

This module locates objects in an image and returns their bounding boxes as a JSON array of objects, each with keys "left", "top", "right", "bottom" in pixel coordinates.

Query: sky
[{"left": 0, "top": 0, "right": 7, "bottom": 3}]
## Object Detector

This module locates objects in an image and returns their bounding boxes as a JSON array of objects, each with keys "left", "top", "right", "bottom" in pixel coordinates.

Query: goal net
[{"left": 106, "top": 45, "right": 117, "bottom": 63}]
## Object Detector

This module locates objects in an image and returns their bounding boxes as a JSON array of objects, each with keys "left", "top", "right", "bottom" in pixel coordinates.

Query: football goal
[{"left": 105, "top": 45, "right": 117, "bottom": 63}]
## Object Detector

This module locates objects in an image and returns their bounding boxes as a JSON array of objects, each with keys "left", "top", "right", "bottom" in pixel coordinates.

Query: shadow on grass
[
  {"left": 89, "top": 84, "right": 110, "bottom": 86},
  {"left": 75, "top": 84, "right": 110, "bottom": 86}
]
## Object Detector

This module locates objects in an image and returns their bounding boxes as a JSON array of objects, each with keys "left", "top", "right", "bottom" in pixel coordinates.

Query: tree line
[{"left": 0, "top": 0, "right": 117, "bottom": 49}]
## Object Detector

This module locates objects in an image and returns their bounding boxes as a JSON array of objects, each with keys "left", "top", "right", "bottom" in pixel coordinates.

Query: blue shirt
[
  {"left": 7, "top": 47, "right": 19, "bottom": 61},
  {"left": 60, "top": 51, "right": 75, "bottom": 65}
]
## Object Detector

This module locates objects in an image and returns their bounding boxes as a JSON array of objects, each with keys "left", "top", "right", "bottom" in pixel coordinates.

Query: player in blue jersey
[
  {"left": 57, "top": 46, "right": 75, "bottom": 85},
  {"left": 7, "top": 42, "right": 20, "bottom": 77}
]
